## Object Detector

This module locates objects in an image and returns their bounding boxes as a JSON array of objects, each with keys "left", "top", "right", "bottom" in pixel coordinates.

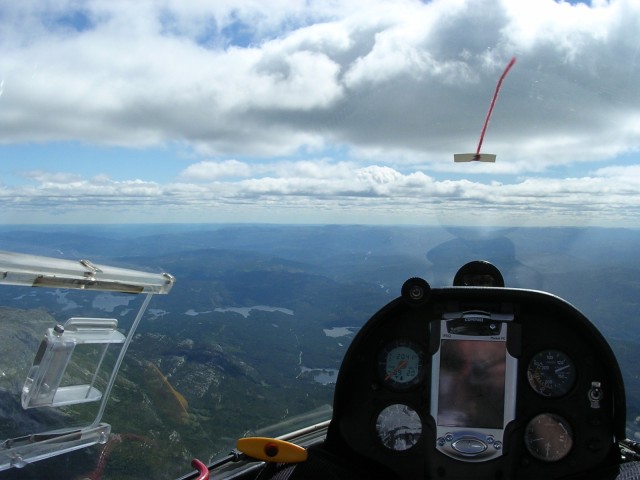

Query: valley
[{"left": 1, "top": 224, "right": 640, "bottom": 479}]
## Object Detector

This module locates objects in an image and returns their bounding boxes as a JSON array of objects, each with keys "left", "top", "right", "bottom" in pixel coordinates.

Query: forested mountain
[{"left": 1, "top": 224, "right": 640, "bottom": 479}]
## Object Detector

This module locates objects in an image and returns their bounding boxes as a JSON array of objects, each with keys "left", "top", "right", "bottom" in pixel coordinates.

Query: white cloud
[
  {"left": 268, "top": 159, "right": 356, "bottom": 179},
  {"left": 594, "top": 164, "right": 640, "bottom": 184},
  {"left": 0, "top": 0, "right": 638, "bottom": 169},
  {"left": 1, "top": 0, "right": 640, "bottom": 225},
  {"left": 180, "top": 160, "right": 251, "bottom": 180},
  {"left": 502, "top": 0, "right": 612, "bottom": 57},
  {"left": 22, "top": 170, "right": 83, "bottom": 184},
  {"left": 5, "top": 159, "right": 640, "bottom": 226}
]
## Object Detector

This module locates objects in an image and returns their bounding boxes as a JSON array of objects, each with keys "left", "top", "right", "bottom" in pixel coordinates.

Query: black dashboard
[{"left": 326, "top": 274, "right": 626, "bottom": 480}]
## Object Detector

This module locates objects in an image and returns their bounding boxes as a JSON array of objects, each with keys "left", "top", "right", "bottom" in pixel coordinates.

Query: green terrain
[{"left": 1, "top": 224, "right": 640, "bottom": 479}]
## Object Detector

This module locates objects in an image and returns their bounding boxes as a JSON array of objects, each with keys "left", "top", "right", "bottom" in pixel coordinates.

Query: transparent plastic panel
[
  {"left": 0, "top": 251, "right": 175, "bottom": 294},
  {"left": 21, "top": 318, "right": 125, "bottom": 409},
  {"left": 0, "top": 250, "right": 172, "bottom": 473}
]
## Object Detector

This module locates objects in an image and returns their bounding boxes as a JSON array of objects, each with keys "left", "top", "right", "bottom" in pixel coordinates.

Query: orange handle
[{"left": 236, "top": 437, "right": 308, "bottom": 463}]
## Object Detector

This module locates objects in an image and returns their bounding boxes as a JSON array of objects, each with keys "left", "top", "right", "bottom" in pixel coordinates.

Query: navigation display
[{"left": 437, "top": 339, "right": 507, "bottom": 429}]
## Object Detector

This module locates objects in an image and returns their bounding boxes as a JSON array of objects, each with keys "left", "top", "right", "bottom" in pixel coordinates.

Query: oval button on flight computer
[{"left": 452, "top": 438, "right": 488, "bottom": 455}]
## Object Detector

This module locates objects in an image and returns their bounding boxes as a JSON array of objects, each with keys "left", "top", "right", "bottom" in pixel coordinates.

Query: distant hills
[{"left": 2, "top": 224, "right": 640, "bottom": 479}]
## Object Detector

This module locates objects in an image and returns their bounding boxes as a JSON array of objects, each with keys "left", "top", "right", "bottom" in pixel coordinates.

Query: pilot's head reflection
[{"left": 437, "top": 340, "right": 506, "bottom": 429}]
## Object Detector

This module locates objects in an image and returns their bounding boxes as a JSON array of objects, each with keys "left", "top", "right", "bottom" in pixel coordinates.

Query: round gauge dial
[
  {"left": 527, "top": 349, "right": 577, "bottom": 397},
  {"left": 524, "top": 413, "right": 573, "bottom": 462},
  {"left": 377, "top": 339, "right": 424, "bottom": 390},
  {"left": 375, "top": 404, "right": 422, "bottom": 451}
]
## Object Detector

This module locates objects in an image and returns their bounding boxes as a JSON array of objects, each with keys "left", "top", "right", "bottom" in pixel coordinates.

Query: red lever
[{"left": 191, "top": 458, "right": 210, "bottom": 480}]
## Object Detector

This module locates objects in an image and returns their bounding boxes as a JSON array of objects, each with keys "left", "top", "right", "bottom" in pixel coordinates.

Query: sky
[{"left": 0, "top": 0, "right": 639, "bottom": 226}]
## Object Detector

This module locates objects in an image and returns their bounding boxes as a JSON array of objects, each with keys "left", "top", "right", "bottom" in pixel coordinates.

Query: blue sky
[{"left": 1, "top": 0, "right": 639, "bottom": 226}]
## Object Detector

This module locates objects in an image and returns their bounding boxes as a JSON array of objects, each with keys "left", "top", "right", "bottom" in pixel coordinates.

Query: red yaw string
[{"left": 475, "top": 56, "right": 517, "bottom": 159}]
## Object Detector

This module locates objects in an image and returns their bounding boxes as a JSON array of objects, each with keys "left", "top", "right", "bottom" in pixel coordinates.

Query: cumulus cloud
[
  {"left": 1, "top": 0, "right": 639, "bottom": 225},
  {"left": 4, "top": 158, "right": 640, "bottom": 226},
  {"left": 0, "top": 0, "right": 638, "bottom": 166},
  {"left": 180, "top": 159, "right": 251, "bottom": 180}
]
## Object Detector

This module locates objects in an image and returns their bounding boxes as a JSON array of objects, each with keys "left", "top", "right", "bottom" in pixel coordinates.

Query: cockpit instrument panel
[
  {"left": 526, "top": 349, "right": 577, "bottom": 398},
  {"left": 375, "top": 403, "right": 422, "bottom": 452},
  {"left": 328, "top": 281, "right": 625, "bottom": 480},
  {"left": 377, "top": 339, "right": 425, "bottom": 391},
  {"left": 524, "top": 412, "right": 573, "bottom": 462}
]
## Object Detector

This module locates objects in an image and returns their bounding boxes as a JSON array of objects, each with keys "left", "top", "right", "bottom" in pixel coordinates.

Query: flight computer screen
[{"left": 437, "top": 339, "right": 506, "bottom": 429}]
